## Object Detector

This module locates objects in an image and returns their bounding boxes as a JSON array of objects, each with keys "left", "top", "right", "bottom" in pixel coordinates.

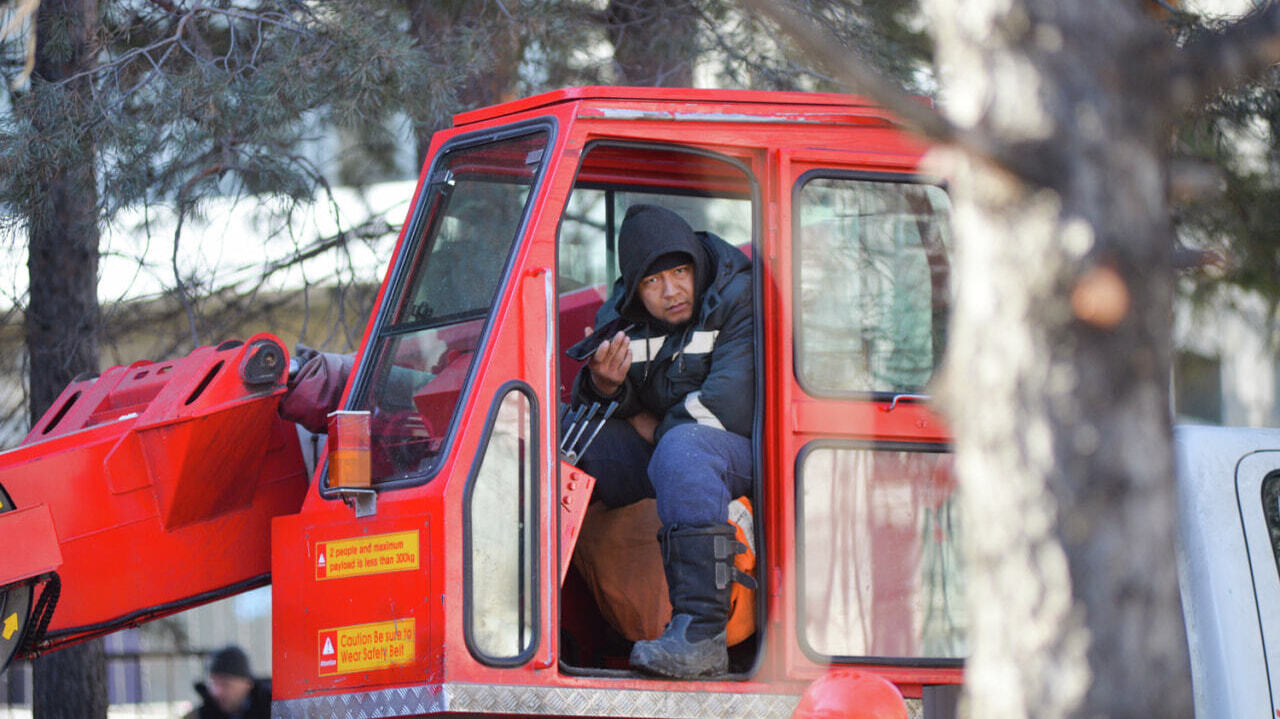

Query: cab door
[
  {"left": 270, "top": 119, "right": 570, "bottom": 701},
  {"left": 772, "top": 147, "right": 964, "bottom": 691},
  {"left": 552, "top": 139, "right": 764, "bottom": 675}
]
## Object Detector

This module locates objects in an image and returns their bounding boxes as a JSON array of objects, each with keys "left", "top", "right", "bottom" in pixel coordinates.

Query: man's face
[
  {"left": 638, "top": 263, "right": 695, "bottom": 326},
  {"left": 209, "top": 673, "right": 253, "bottom": 714}
]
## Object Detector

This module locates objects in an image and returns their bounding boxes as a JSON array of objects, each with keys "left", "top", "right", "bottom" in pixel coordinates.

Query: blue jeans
[{"left": 571, "top": 418, "right": 753, "bottom": 526}]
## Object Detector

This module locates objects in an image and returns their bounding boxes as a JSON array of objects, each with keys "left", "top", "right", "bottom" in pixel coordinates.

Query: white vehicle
[{"left": 1176, "top": 425, "right": 1280, "bottom": 716}]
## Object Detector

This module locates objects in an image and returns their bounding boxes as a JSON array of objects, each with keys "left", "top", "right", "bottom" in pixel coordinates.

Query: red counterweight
[{"left": 0, "top": 334, "right": 309, "bottom": 659}]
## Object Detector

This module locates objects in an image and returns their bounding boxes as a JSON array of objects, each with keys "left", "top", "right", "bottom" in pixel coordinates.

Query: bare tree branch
[{"left": 1173, "top": 1, "right": 1280, "bottom": 110}]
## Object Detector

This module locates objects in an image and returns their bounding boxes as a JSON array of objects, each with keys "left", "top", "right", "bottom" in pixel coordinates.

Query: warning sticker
[
  {"left": 315, "top": 530, "right": 419, "bottom": 580},
  {"left": 318, "top": 618, "right": 415, "bottom": 676}
]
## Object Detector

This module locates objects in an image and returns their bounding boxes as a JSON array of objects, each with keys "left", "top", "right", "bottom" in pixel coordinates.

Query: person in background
[{"left": 185, "top": 645, "right": 271, "bottom": 719}]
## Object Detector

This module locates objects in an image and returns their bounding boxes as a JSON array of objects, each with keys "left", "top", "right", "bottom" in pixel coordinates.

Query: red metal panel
[
  {"left": 0, "top": 334, "right": 308, "bottom": 647},
  {"left": 558, "top": 462, "right": 595, "bottom": 586},
  {"left": 0, "top": 505, "right": 62, "bottom": 586},
  {"left": 452, "top": 86, "right": 885, "bottom": 127},
  {"left": 271, "top": 508, "right": 441, "bottom": 697},
  {"left": 790, "top": 400, "right": 951, "bottom": 443}
]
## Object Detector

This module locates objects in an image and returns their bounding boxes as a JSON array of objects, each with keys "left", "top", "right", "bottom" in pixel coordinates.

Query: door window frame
[
  {"left": 321, "top": 117, "right": 558, "bottom": 497},
  {"left": 791, "top": 169, "right": 952, "bottom": 401},
  {"left": 463, "top": 379, "right": 541, "bottom": 667},
  {"left": 794, "top": 438, "right": 964, "bottom": 668},
  {"left": 551, "top": 139, "right": 768, "bottom": 678}
]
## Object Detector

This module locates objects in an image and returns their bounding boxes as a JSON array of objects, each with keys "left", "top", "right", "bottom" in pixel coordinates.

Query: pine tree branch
[
  {"left": 688, "top": 2, "right": 825, "bottom": 90},
  {"left": 735, "top": 0, "right": 1060, "bottom": 187},
  {"left": 41, "top": 4, "right": 311, "bottom": 90},
  {"left": 1173, "top": 1, "right": 1280, "bottom": 110},
  {"left": 737, "top": 0, "right": 949, "bottom": 132}
]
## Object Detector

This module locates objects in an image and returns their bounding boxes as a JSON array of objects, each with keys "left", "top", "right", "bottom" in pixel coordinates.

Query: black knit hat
[
  {"left": 209, "top": 646, "right": 252, "bottom": 679},
  {"left": 644, "top": 251, "right": 694, "bottom": 277},
  {"left": 616, "top": 204, "right": 708, "bottom": 322}
]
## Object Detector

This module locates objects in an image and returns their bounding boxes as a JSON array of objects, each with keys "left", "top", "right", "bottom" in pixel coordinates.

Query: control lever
[
  {"left": 562, "top": 400, "right": 619, "bottom": 465},
  {"left": 565, "top": 402, "right": 600, "bottom": 454},
  {"left": 559, "top": 403, "right": 589, "bottom": 454}
]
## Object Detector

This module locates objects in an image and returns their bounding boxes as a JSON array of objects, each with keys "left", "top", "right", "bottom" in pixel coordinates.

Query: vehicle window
[
  {"left": 559, "top": 188, "right": 611, "bottom": 295},
  {"left": 466, "top": 388, "right": 537, "bottom": 663},
  {"left": 795, "top": 178, "right": 952, "bottom": 396},
  {"left": 350, "top": 130, "right": 547, "bottom": 486},
  {"left": 1263, "top": 473, "right": 1280, "bottom": 576},
  {"left": 798, "top": 444, "right": 965, "bottom": 661},
  {"left": 558, "top": 189, "right": 751, "bottom": 297}
]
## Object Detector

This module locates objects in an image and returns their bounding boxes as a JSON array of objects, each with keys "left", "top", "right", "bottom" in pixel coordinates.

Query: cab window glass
[
  {"left": 351, "top": 130, "right": 547, "bottom": 486},
  {"left": 1262, "top": 473, "right": 1280, "bottom": 577},
  {"left": 558, "top": 189, "right": 751, "bottom": 297},
  {"left": 795, "top": 178, "right": 952, "bottom": 396},
  {"left": 558, "top": 188, "right": 610, "bottom": 294},
  {"left": 466, "top": 388, "right": 537, "bottom": 663},
  {"left": 798, "top": 445, "right": 965, "bottom": 661}
]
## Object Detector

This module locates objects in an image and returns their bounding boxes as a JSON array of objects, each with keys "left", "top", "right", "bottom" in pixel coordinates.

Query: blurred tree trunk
[
  {"left": 752, "top": 0, "right": 1280, "bottom": 713},
  {"left": 929, "top": 1, "right": 1192, "bottom": 716},
  {"left": 22, "top": 0, "right": 108, "bottom": 716},
  {"left": 606, "top": 0, "right": 698, "bottom": 86},
  {"left": 32, "top": 642, "right": 107, "bottom": 719}
]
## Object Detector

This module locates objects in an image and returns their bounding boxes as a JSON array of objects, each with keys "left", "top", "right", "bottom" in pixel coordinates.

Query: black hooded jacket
[
  {"left": 185, "top": 679, "right": 272, "bottom": 719},
  {"left": 571, "top": 221, "right": 754, "bottom": 441}
]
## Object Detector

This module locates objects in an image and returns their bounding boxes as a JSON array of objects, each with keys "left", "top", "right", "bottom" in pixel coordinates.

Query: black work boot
[{"left": 630, "top": 523, "right": 753, "bottom": 679}]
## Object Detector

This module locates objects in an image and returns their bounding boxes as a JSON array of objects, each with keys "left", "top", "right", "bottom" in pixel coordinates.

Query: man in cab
[{"left": 568, "top": 203, "right": 755, "bottom": 679}]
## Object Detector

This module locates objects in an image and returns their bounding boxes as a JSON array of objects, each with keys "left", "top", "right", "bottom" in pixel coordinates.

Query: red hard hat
[{"left": 791, "top": 669, "right": 909, "bottom": 719}]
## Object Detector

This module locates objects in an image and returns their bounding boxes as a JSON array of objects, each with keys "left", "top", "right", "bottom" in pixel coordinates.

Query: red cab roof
[{"left": 451, "top": 85, "right": 890, "bottom": 127}]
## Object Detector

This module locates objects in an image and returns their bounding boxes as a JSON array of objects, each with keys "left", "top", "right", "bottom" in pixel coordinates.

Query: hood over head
[
  {"left": 616, "top": 204, "right": 710, "bottom": 324},
  {"left": 209, "top": 645, "right": 252, "bottom": 679}
]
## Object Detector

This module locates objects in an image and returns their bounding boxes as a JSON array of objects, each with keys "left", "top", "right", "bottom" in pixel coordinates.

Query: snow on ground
[{"left": 0, "top": 179, "right": 417, "bottom": 312}]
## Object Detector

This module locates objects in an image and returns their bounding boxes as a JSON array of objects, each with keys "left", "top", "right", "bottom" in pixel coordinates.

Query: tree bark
[
  {"left": 927, "top": 1, "right": 1192, "bottom": 717},
  {"left": 32, "top": 641, "right": 108, "bottom": 719},
  {"left": 22, "top": 0, "right": 108, "bottom": 715},
  {"left": 606, "top": 0, "right": 698, "bottom": 86}
]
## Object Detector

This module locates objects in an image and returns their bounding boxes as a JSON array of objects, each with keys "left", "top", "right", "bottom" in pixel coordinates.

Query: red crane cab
[
  {"left": 269, "top": 87, "right": 962, "bottom": 718},
  {"left": 0, "top": 88, "right": 963, "bottom": 718}
]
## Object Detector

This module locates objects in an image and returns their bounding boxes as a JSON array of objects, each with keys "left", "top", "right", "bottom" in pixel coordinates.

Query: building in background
[{"left": 0, "top": 588, "right": 271, "bottom": 717}]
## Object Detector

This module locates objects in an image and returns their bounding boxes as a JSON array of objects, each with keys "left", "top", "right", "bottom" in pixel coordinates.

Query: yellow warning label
[
  {"left": 2, "top": 613, "right": 17, "bottom": 640},
  {"left": 318, "top": 618, "right": 415, "bottom": 676},
  {"left": 315, "top": 530, "right": 419, "bottom": 580}
]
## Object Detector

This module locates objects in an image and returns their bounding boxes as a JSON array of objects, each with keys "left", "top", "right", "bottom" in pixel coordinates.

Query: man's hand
[
  {"left": 627, "top": 411, "right": 659, "bottom": 445},
  {"left": 586, "top": 326, "right": 631, "bottom": 396}
]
